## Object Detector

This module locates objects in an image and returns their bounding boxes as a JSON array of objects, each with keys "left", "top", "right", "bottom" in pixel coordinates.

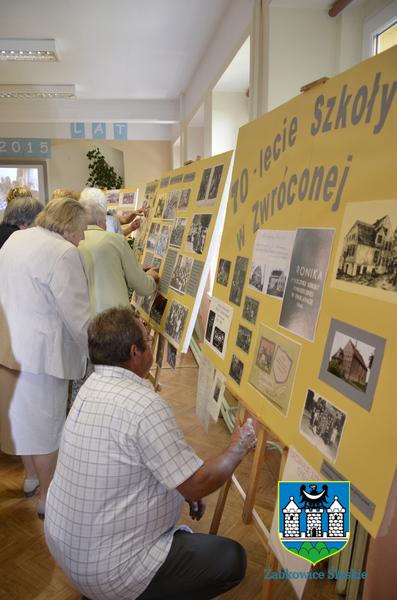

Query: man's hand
[
  {"left": 130, "top": 217, "right": 142, "bottom": 232},
  {"left": 146, "top": 268, "right": 160, "bottom": 284},
  {"left": 187, "top": 499, "right": 206, "bottom": 521},
  {"left": 230, "top": 417, "right": 257, "bottom": 456}
]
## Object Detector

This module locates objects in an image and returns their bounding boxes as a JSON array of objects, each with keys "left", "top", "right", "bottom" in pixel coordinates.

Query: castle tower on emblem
[
  {"left": 327, "top": 496, "right": 345, "bottom": 537},
  {"left": 282, "top": 497, "right": 301, "bottom": 537},
  {"left": 306, "top": 508, "right": 324, "bottom": 538}
]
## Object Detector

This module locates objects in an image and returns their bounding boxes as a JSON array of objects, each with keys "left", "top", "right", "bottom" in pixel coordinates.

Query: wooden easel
[{"left": 209, "top": 398, "right": 288, "bottom": 600}]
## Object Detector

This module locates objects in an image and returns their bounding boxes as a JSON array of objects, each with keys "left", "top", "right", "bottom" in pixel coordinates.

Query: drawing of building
[
  {"left": 331, "top": 339, "right": 368, "bottom": 386},
  {"left": 338, "top": 215, "right": 396, "bottom": 277},
  {"left": 282, "top": 495, "right": 347, "bottom": 541}
]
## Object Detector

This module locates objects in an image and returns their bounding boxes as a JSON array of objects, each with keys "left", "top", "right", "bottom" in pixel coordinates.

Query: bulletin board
[
  {"left": 133, "top": 152, "right": 233, "bottom": 353},
  {"left": 203, "top": 45, "right": 397, "bottom": 537}
]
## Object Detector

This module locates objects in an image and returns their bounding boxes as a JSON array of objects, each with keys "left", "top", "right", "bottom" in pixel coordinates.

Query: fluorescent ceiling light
[
  {"left": 0, "top": 38, "right": 58, "bottom": 61},
  {"left": 0, "top": 84, "right": 75, "bottom": 99}
]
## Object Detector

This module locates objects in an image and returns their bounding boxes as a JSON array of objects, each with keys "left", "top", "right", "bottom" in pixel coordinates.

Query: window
[
  {"left": 375, "top": 21, "right": 397, "bottom": 54},
  {"left": 363, "top": 1, "right": 397, "bottom": 58},
  {"left": 0, "top": 160, "right": 48, "bottom": 211}
]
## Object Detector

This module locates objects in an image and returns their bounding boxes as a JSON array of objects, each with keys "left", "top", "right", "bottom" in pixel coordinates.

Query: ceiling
[
  {"left": 0, "top": 0, "right": 360, "bottom": 139},
  {"left": 0, "top": 0, "right": 230, "bottom": 100}
]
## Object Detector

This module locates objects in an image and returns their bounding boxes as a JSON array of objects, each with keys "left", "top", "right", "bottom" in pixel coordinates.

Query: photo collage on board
[
  {"left": 207, "top": 215, "right": 387, "bottom": 466},
  {"left": 134, "top": 158, "right": 229, "bottom": 352}
]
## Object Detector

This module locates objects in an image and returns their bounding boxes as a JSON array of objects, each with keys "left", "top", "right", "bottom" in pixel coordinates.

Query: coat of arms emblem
[{"left": 278, "top": 480, "right": 350, "bottom": 565}]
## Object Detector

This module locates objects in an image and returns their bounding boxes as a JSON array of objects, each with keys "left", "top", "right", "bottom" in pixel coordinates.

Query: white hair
[
  {"left": 79, "top": 188, "right": 107, "bottom": 225},
  {"left": 80, "top": 187, "right": 107, "bottom": 210}
]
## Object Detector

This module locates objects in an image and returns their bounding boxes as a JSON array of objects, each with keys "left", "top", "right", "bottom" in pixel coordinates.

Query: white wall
[
  {"left": 266, "top": 0, "right": 396, "bottom": 113},
  {"left": 48, "top": 139, "right": 171, "bottom": 196},
  {"left": 183, "top": 0, "right": 254, "bottom": 127},
  {"left": 186, "top": 127, "right": 204, "bottom": 161},
  {"left": 212, "top": 91, "right": 249, "bottom": 155},
  {"left": 268, "top": 7, "right": 339, "bottom": 111},
  {"left": 111, "top": 140, "right": 172, "bottom": 191},
  {"left": 172, "top": 138, "right": 181, "bottom": 169},
  {"left": 49, "top": 141, "right": 124, "bottom": 195}
]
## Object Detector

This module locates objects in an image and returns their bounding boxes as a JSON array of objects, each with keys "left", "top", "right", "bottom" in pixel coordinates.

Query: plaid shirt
[{"left": 45, "top": 365, "right": 203, "bottom": 600}]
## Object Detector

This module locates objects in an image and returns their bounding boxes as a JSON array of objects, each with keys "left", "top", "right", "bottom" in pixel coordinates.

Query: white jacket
[{"left": 0, "top": 227, "right": 91, "bottom": 379}]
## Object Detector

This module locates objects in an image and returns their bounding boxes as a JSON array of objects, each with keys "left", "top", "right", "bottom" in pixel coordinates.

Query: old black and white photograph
[
  {"left": 236, "top": 325, "right": 252, "bottom": 354},
  {"left": 169, "top": 218, "right": 187, "bottom": 248},
  {"left": 167, "top": 343, "right": 177, "bottom": 369},
  {"left": 249, "top": 263, "right": 265, "bottom": 292},
  {"left": 163, "top": 190, "right": 180, "bottom": 220},
  {"left": 150, "top": 294, "right": 168, "bottom": 325},
  {"left": 216, "top": 258, "right": 231, "bottom": 287},
  {"left": 207, "top": 164, "right": 224, "bottom": 202},
  {"left": 229, "top": 354, "right": 244, "bottom": 385},
  {"left": 208, "top": 371, "right": 226, "bottom": 422},
  {"left": 319, "top": 318, "right": 385, "bottom": 411},
  {"left": 154, "top": 193, "right": 166, "bottom": 218},
  {"left": 242, "top": 296, "right": 259, "bottom": 324},
  {"left": 146, "top": 222, "right": 160, "bottom": 251},
  {"left": 155, "top": 225, "right": 170, "bottom": 258},
  {"left": 248, "top": 227, "right": 294, "bottom": 298},
  {"left": 205, "top": 310, "right": 215, "bottom": 342},
  {"left": 185, "top": 214, "right": 212, "bottom": 255},
  {"left": 169, "top": 254, "right": 194, "bottom": 294},
  {"left": 152, "top": 257, "right": 162, "bottom": 270},
  {"left": 164, "top": 300, "right": 189, "bottom": 345},
  {"left": 229, "top": 256, "right": 249, "bottom": 306},
  {"left": 178, "top": 188, "right": 191, "bottom": 210},
  {"left": 212, "top": 326, "right": 225, "bottom": 354},
  {"left": 266, "top": 270, "right": 287, "bottom": 297},
  {"left": 141, "top": 292, "right": 155, "bottom": 315},
  {"left": 300, "top": 389, "right": 347, "bottom": 463},
  {"left": 333, "top": 200, "right": 397, "bottom": 304},
  {"left": 197, "top": 167, "right": 212, "bottom": 202},
  {"left": 213, "top": 382, "right": 221, "bottom": 403},
  {"left": 204, "top": 297, "right": 233, "bottom": 359}
]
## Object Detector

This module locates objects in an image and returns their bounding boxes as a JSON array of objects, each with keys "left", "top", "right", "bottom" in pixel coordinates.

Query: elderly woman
[
  {"left": 0, "top": 195, "right": 43, "bottom": 249},
  {"left": 6, "top": 185, "right": 32, "bottom": 204},
  {"left": 0, "top": 198, "right": 91, "bottom": 518},
  {"left": 80, "top": 187, "right": 144, "bottom": 236},
  {"left": 51, "top": 188, "right": 80, "bottom": 201}
]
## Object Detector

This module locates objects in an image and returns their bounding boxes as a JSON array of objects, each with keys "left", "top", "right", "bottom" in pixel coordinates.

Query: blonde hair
[
  {"left": 51, "top": 188, "right": 80, "bottom": 201},
  {"left": 6, "top": 186, "right": 33, "bottom": 204},
  {"left": 35, "top": 197, "right": 87, "bottom": 237}
]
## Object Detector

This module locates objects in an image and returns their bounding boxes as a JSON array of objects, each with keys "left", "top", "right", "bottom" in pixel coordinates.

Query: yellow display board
[
  {"left": 203, "top": 46, "right": 397, "bottom": 537},
  {"left": 133, "top": 152, "right": 233, "bottom": 353}
]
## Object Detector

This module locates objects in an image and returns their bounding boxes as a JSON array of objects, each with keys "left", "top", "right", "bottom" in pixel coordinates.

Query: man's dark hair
[{"left": 88, "top": 307, "right": 145, "bottom": 365}]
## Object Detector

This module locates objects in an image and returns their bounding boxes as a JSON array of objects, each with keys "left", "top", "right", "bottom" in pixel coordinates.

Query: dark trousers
[{"left": 137, "top": 531, "right": 247, "bottom": 600}]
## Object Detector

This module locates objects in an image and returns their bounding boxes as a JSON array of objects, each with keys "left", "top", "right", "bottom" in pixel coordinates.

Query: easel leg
[
  {"left": 242, "top": 423, "right": 268, "bottom": 524},
  {"left": 209, "top": 478, "right": 232, "bottom": 535},
  {"left": 262, "top": 551, "right": 278, "bottom": 600},
  {"left": 261, "top": 444, "right": 288, "bottom": 600}
]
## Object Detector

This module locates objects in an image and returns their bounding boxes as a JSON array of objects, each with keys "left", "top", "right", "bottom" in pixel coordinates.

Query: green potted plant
[{"left": 86, "top": 147, "right": 124, "bottom": 189}]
